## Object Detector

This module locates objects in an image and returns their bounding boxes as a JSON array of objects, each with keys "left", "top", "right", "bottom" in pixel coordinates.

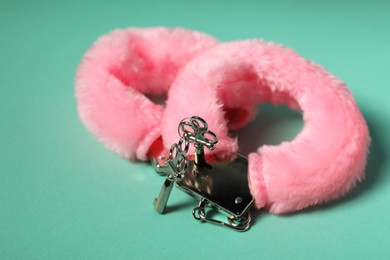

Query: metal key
[
  {"left": 153, "top": 137, "right": 189, "bottom": 213},
  {"left": 178, "top": 116, "right": 217, "bottom": 168}
]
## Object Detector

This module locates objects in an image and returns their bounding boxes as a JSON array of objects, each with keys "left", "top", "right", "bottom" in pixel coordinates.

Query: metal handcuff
[
  {"left": 152, "top": 116, "right": 253, "bottom": 231},
  {"left": 76, "top": 28, "right": 370, "bottom": 233}
]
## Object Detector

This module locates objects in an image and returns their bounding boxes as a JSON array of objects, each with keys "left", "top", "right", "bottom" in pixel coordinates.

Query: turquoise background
[{"left": 1, "top": 0, "right": 389, "bottom": 259}]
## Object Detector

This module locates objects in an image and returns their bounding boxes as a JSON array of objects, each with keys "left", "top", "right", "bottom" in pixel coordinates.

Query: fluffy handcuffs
[{"left": 76, "top": 27, "right": 370, "bottom": 231}]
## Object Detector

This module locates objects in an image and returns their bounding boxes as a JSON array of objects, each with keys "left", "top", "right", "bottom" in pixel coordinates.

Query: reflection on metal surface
[{"left": 179, "top": 155, "right": 252, "bottom": 218}]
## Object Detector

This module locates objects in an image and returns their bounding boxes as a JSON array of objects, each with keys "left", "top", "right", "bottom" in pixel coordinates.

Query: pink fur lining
[
  {"left": 75, "top": 27, "right": 218, "bottom": 160},
  {"left": 162, "top": 40, "right": 370, "bottom": 214}
]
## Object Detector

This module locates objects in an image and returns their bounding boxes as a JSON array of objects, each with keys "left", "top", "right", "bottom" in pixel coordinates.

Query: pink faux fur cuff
[
  {"left": 75, "top": 27, "right": 218, "bottom": 160},
  {"left": 162, "top": 40, "right": 370, "bottom": 214}
]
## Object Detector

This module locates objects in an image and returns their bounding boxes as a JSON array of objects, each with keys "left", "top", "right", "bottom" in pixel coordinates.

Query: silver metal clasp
[
  {"left": 192, "top": 198, "right": 251, "bottom": 231},
  {"left": 153, "top": 116, "right": 254, "bottom": 231}
]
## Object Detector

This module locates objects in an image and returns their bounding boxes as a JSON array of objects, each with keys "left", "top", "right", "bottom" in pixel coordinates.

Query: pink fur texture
[
  {"left": 75, "top": 27, "right": 218, "bottom": 160},
  {"left": 162, "top": 40, "right": 370, "bottom": 214}
]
